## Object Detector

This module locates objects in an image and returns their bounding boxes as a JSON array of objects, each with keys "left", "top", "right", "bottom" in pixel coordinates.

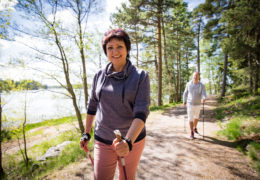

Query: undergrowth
[{"left": 216, "top": 93, "right": 260, "bottom": 175}]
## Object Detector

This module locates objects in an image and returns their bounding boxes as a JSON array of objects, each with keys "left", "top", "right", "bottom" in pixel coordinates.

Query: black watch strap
[
  {"left": 81, "top": 132, "right": 91, "bottom": 141},
  {"left": 124, "top": 138, "right": 132, "bottom": 151}
]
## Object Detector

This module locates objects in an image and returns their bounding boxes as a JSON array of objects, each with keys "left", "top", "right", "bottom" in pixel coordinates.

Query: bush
[
  {"left": 231, "top": 87, "right": 249, "bottom": 99},
  {"left": 218, "top": 118, "right": 243, "bottom": 140},
  {"left": 248, "top": 142, "right": 260, "bottom": 174}
]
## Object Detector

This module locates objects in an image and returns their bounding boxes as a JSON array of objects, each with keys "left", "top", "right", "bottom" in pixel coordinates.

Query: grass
[
  {"left": 2, "top": 129, "right": 94, "bottom": 180},
  {"left": 1, "top": 102, "right": 182, "bottom": 179},
  {"left": 2, "top": 114, "right": 85, "bottom": 142},
  {"left": 216, "top": 94, "right": 260, "bottom": 175},
  {"left": 150, "top": 102, "right": 180, "bottom": 111}
]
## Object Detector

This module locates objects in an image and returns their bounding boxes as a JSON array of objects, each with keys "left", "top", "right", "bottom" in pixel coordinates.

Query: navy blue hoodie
[{"left": 87, "top": 60, "right": 150, "bottom": 144}]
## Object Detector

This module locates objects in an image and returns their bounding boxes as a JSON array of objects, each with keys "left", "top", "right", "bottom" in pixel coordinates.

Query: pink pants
[{"left": 94, "top": 138, "right": 145, "bottom": 180}]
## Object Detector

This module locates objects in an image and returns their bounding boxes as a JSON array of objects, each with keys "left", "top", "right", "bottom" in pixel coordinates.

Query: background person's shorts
[{"left": 187, "top": 105, "right": 201, "bottom": 122}]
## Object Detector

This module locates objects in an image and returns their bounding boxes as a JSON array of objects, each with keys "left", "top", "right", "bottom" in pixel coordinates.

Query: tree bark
[
  {"left": 221, "top": 53, "right": 228, "bottom": 98},
  {"left": 162, "top": 16, "right": 174, "bottom": 103},
  {"left": 177, "top": 51, "right": 181, "bottom": 101},
  {"left": 0, "top": 94, "right": 4, "bottom": 176},
  {"left": 248, "top": 52, "right": 253, "bottom": 94},
  {"left": 157, "top": 1, "right": 162, "bottom": 106},
  {"left": 23, "top": 92, "right": 29, "bottom": 167},
  {"left": 254, "top": 31, "right": 259, "bottom": 95},
  {"left": 197, "top": 18, "right": 201, "bottom": 73},
  {"left": 78, "top": 14, "right": 88, "bottom": 112},
  {"left": 53, "top": 27, "right": 84, "bottom": 133},
  {"left": 135, "top": 24, "right": 139, "bottom": 67}
]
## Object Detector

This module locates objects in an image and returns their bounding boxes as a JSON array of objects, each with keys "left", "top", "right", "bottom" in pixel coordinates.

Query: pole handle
[{"left": 114, "top": 129, "right": 122, "bottom": 142}]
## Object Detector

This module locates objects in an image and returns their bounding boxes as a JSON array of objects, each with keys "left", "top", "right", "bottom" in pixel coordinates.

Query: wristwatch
[
  {"left": 80, "top": 132, "right": 91, "bottom": 142},
  {"left": 124, "top": 138, "right": 132, "bottom": 151}
]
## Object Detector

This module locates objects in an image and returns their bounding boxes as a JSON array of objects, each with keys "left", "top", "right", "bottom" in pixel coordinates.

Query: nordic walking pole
[
  {"left": 81, "top": 137, "right": 94, "bottom": 166},
  {"left": 84, "top": 147, "right": 94, "bottom": 166},
  {"left": 203, "top": 102, "right": 205, "bottom": 139},
  {"left": 114, "top": 130, "right": 128, "bottom": 180}
]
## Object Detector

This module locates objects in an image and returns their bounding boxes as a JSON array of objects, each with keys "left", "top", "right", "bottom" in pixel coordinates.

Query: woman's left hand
[{"left": 112, "top": 138, "right": 130, "bottom": 157}]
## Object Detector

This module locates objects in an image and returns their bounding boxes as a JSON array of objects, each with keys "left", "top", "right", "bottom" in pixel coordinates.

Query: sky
[{"left": 0, "top": 0, "right": 205, "bottom": 85}]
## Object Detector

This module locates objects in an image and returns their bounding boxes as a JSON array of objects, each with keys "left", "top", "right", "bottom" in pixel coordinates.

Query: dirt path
[{"left": 42, "top": 95, "right": 259, "bottom": 179}]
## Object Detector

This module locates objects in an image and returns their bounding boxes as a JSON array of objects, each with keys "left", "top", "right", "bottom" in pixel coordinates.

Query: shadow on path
[{"left": 138, "top": 95, "right": 259, "bottom": 180}]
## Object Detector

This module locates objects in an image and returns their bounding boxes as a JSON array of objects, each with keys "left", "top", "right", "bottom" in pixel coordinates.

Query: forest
[{"left": 0, "top": 0, "right": 259, "bottom": 179}]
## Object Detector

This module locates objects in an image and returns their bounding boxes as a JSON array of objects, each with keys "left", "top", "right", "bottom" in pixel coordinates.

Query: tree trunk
[
  {"left": 208, "top": 72, "right": 212, "bottom": 95},
  {"left": 221, "top": 53, "right": 228, "bottom": 98},
  {"left": 23, "top": 92, "right": 29, "bottom": 167},
  {"left": 78, "top": 17, "right": 89, "bottom": 112},
  {"left": 0, "top": 94, "right": 4, "bottom": 176},
  {"left": 197, "top": 19, "right": 201, "bottom": 73},
  {"left": 254, "top": 56, "right": 259, "bottom": 96},
  {"left": 157, "top": 2, "right": 162, "bottom": 106},
  {"left": 135, "top": 25, "right": 139, "bottom": 67},
  {"left": 248, "top": 52, "right": 253, "bottom": 94},
  {"left": 177, "top": 52, "right": 182, "bottom": 101},
  {"left": 254, "top": 32, "right": 259, "bottom": 95},
  {"left": 53, "top": 28, "right": 84, "bottom": 133},
  {"left": 162, "top": 16, "right": 174, "bottom": 103}
]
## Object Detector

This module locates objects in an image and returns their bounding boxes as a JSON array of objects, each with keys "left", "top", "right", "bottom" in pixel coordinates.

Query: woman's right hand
[
  {"left": 80, "top": 133, "right": 91, "bottom": 152},
  {"left": 80, "top": 139, "right": 89, "bottom": 150}
]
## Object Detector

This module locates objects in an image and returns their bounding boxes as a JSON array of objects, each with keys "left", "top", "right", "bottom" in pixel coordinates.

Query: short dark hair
[{"left": 102, "top": 28, "right": 131, "bottom": 58}]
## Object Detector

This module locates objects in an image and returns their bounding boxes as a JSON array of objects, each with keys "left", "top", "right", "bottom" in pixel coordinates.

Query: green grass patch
[
  {"left": 2, "top": 129, "right": 94, "bottom": 180},
  {"left": 248, "top": 142, "right": 260, "bottom": 174},
  {"left": 3, "top": 114, "right": 86, "bottom": 142},
  {"left": 150, "top": 102, "right": 180, "bottom": 111},
  {"left": 216, "top": 95, "right": 260, "bottom": 175},
  {"left": 218, "top": 117, "right": 243, "bottom": 140}
]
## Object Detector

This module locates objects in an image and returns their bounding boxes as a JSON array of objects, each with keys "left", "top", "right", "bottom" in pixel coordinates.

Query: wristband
[
  {"left": 81, "top": 132, "right": 91, "bottom": 142},
  {"left": 124, "top": 138, "right": 132, "bottom": 151}
]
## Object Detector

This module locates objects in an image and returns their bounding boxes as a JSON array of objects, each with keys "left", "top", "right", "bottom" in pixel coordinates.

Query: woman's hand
[
  {"left": 80, "top": 137, "right": 90, "bottom": 152},
  {"left": 113, "top": 138, "right": 129, "bottom": 157}
]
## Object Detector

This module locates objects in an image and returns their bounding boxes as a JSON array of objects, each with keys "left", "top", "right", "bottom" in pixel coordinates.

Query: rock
[{"left": 37, "top": 141, "right": 72, "bottom": 161}]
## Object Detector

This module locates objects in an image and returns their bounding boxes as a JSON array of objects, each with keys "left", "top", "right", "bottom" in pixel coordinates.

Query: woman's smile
[{"left": 106, "top": 38, "right": 128, "bottom": 72}]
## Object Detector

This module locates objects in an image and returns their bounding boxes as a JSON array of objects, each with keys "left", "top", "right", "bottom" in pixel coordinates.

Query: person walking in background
[
  {"left": 80, "top": 28, "right": 150, "bottom": 180},
  {"left": 183, "top": 72, "right": 206, "bottom": 139}
]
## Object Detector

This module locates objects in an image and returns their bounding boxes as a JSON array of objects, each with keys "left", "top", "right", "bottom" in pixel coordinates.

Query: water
[{"left": 1, "top": 88, "right": 86, "bottom": 127}]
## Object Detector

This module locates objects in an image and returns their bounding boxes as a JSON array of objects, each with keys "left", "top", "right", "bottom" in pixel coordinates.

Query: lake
[{"left": 1, "top": 88, "right": 86, "bottom": 127}]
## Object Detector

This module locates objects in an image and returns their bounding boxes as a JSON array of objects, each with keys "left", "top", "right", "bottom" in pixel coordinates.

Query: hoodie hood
[
  {"left": 97, "top": 59, "right": 135, "bottom": 104},
  {"left": 105, "top": 59, "right": 134, "bottom": 80}
]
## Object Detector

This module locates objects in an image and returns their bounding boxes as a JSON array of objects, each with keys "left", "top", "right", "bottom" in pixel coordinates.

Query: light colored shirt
[{"left": 183, "top": 81, "right": 206, "bottom": 106}]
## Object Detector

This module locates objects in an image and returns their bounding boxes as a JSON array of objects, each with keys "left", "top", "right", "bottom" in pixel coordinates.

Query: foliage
[
  {"left": 216, "top": 95, "right": 260, "bottom": 174},
  {"left": 3, "top": 129, "right": 94, "bottom": 180},
  {"left": 111, "top": 0, "right": 194, "bottom": 105},
  {"left": 2, "top": 114, "right": 83, "bottom": 142},
  {"left": 248, "top": 142, "right": 260, "bottom": 174},
  {"left": 0, "top": 79, "right": 47, "bottom": 90},
  {"left": 150, "top": 102, "right": 180, "bottom": 111},
  {"left": 218, "top": 117, "right": 243, "bottom": 140}
]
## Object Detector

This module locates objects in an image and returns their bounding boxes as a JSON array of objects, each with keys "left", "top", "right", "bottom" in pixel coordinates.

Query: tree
[
  {"left": 16, "top": 90, "right": 30, "bottom": 167},
  {"left": 221, "top": 0, "right": 260, "bottom": 95},
  {"left": 111, "top": 0, "right": 194, "bottom": 104},
  {"left": 200, "top": 0, "right": 233, "bottom": 98},
  {"left": 0, "top": 0, "right": 17, "bottom": 39},
  {"left": 0, "top": 80, "right": 11, "bottom": 177},
  {"left": 111, "top": 2, "right": 143, "bottom": 67},
  {"left": 192, "top": 5, "right": 205, "bottom": 73},
  {"left": 16, "top": 0, "right": 101, "bottom": 133},
  {"left": 61, "top": 0, "right": 99, "bottom": 110}
]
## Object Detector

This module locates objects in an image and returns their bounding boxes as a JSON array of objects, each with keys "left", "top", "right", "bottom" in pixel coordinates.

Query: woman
[{"left": 80, "top": 28, "right": 150, "bottom": 180}]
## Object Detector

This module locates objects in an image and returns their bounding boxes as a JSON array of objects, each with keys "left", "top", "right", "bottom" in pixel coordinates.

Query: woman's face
[{"left": 106, "top": 38, "right": 128, "bottom": 70}]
